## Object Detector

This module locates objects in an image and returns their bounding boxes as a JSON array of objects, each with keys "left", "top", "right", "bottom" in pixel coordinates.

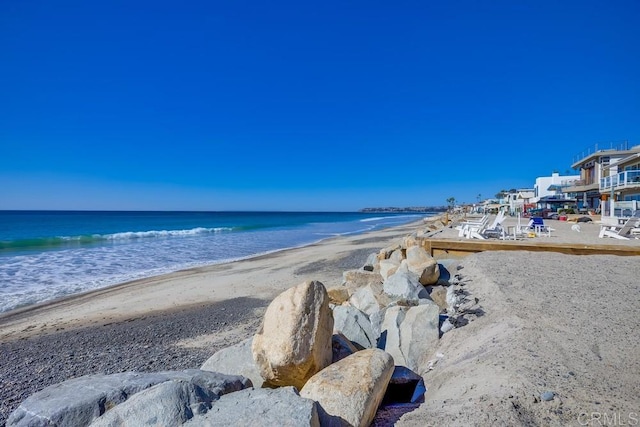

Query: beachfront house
[
  {"left": 533, "top": 172, "right": 580, "bottom": 201},
  {"left": 504, "top": 189, "right": 535, "bottom": 215},
  {"left": 564, "top": 141, "right": 640, "bottom": 217},
  {"left": 599, "top": 145, "right": 640, "bottom": 218}
]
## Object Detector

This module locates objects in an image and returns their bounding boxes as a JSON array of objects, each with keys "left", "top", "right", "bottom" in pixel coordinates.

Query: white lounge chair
[
  {"left": 456, "top": 215, "right": 489, "bottom": 237},
  {"left": 599, "top": 213, "right": 640, "bottom": 240},
  {"left": 473, "top": 211, "right": 507, "bottom": 240},
  {"left": 467, "top": 211, "right": 506, "bottom": 240}
]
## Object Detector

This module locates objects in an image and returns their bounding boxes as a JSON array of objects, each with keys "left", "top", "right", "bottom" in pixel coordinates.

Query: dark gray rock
[
  {"left": 185, "top": 386, "right": 320, "bottom": 426},
  {"left": 332, "top": 305, "right": 376, "bottom": 349},
  {"left": 541, "top": 391, "right": 555, "bottom": 401},
  {"left": 7, "top": 370, "right": 250, "bottom": 427},
  {"left": 332, "top": 333, "right": 359, "bottom": 363},
  {"left": 91, "top": 371, "right": 250, "bottom": 426}
]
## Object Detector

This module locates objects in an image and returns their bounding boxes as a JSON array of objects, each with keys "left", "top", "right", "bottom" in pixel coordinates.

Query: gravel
[{"left": 0, "top": 297, "right": 267, "bottom": 426}]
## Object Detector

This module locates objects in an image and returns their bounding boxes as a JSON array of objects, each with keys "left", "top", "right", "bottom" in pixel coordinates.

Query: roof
[{"left": 518, "top": 191, "right": 535, "bottom": 199}]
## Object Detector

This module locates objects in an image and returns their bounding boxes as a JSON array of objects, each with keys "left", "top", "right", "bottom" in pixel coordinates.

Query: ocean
[{"left": 0, "top": 211, "right": 428, "bottom": 313}]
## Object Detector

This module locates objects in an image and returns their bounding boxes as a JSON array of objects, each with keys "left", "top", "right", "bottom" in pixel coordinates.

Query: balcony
[
  {"left": 562, "top": 179, "right": 599, "bottom": 193},
  {"left": 600, "top": 170, "right": 640, "bottom": 192}
]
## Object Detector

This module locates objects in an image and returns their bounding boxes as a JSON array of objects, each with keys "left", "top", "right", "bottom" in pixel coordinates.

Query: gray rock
[
  {"left": 185, "top": 386, "right": 320, "bottom": 426},
  {"left": 90, "top": 371, "right": 249, "bottom": 426},
  {"left": 332, "top": 305, "right": 375, "bottom": 349},
  {"left": 348, "top": 282, "right": 388, "bottom": 317},
  {"left": 379, "top": 302, "right": 440, "bottom": 372},
  {"left": 383, "top": 264, "right": 429, "bottom": 302},
  {"left": 369, "top": 305, "right": 389, "bottom": 345},
  {"left": 7, "top": 370, "right": 250, "bottom": 427},
  {"left": 541, "top": 391, "right": 555, "bottom": 401},
  {"left": 201, "top": 337, "right": 265, "bottom": 388},
  {"left": 440, "top": 318, "right": 454, "bottom": 334},
  {"left": 378, "top": 305, "right": 409, "bottom": 362}
]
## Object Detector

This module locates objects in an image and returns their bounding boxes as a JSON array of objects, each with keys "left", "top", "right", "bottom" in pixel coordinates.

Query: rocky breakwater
[{"left": 7, "top": 215, "right": 484, "bottom": 426}]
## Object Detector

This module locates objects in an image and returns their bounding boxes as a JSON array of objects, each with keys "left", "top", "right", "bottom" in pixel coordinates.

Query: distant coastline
[{"left": 359, "top": 206, "right": 447, "bottom": 213}]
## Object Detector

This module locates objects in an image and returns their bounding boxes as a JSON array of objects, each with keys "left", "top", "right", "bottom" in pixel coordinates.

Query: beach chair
[
  {"left": 465, "top": 211, "right": 505, "bottom": 240},
  {"left": 513, "top": 213, "right": 530, "bottom": 239},
  {"left": 456, "top": 215, "right": 489, "bottom": 237},
  {"left": 529, "top": 217, "right": 552, "bottom": 237},
  {"left": 599, "top": 212, "right": 640, "bottom": 240},
  {"left": 479, "top": 211, "right": 508, "bottom": 239}
]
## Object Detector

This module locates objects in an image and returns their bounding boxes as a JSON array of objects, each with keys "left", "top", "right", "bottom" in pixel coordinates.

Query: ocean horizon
[{"left": 0, "top": 210, "right": 431, "bottom": 313}]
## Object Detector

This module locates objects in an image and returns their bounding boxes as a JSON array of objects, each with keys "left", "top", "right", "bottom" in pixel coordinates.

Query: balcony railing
[
  {"left": 573, "top": 140, "right": 631, "bottom": 164},
  {"left": 560, "top": 179, "right": 584, "bottom": 187},
  {"left": 600, "top": 170, "right": 640, "bottom": 191}
]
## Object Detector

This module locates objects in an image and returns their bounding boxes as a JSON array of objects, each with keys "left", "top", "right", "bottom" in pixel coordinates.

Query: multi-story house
[
  {"left": 563, "top": 141, "right": 639, "bottom": 214},
  {"left": 599, "top": 146, "right": 640, "bottom": 217},
  {"left": 504, "top": 189, "right": 535, "bottom": 214},
  {"left": 534, "top": 172, "right": 580, "bottom": 201}
]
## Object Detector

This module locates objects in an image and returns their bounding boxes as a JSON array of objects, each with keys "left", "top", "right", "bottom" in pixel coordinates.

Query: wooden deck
[{"left": 418, "top": 237, "right": 640, "bottom": 258}]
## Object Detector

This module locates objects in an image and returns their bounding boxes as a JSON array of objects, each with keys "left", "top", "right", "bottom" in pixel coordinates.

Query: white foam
[
  {"left": 102, "top": 227, "right": 232, "bottom": 240},
  {"left": 0, "top": 215, "right": 421, "bottom": 313}
]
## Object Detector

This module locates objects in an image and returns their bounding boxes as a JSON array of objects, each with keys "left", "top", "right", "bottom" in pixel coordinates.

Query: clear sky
[{"left": 1, "top": 0, "right": 639, "bottom": 211}]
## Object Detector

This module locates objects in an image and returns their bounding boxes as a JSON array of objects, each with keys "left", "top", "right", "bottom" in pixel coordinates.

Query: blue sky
[{"left": 1, "top": 0, "right": 639, "bottom": 211}]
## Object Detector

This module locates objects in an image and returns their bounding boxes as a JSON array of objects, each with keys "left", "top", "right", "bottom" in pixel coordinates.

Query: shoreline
[{"left": 0, "top": 218, "right": 427, "bottom": 342}]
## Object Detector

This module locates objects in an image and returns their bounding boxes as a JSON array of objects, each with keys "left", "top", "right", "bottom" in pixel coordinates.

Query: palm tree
[{"left": 446, "top": 197, "right": 456, "bottom": 212}]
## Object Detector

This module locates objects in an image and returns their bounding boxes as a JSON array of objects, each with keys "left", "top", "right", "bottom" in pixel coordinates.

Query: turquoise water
[{"left": 0, "top": 211, "right": 428, "bottom": 312}]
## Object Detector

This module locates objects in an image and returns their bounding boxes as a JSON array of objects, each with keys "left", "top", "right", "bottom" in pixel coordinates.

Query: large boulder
[
  {"left": 332, "top": 305, "right": 376, "bottom": 349},
  {"left": 377, "top": 305, "right": 409, "bottom": 363},
  {"left": 382, "top": 264, "right": 429, "bottom": 302},
  {"left": 300, "top": 349, "right": 394, "bottom": 427},
  {"left": 379, "top": 302, "right": 440, "bottom": 372},
  {"left": 252, "top": 280, "right": 334, "bottom": 389},
  {"left": 404, "top": 246, "right": 440, "bottom": 285},
  {"left": 7, "top": 370, "right": 250, "bottom": 427},
  {"left": 348, "top": 282, "right": 388, "bottom": 317},
  {"left": 201, "top": 337, "right": 265, "bottom": 388},
  {"left": 369, "top": 305, "right": 389, "bottom": 345},
  {"left": 185, "top": 386, "right": 320, "bottom": 426},
  {"left": 90, "top": 372, "right": 248, "bottom": 426}
]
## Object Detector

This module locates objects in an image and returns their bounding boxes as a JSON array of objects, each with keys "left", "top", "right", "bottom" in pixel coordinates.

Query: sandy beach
[{"left": 1, "top": 215, "right": 639, "bottom": 426}]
